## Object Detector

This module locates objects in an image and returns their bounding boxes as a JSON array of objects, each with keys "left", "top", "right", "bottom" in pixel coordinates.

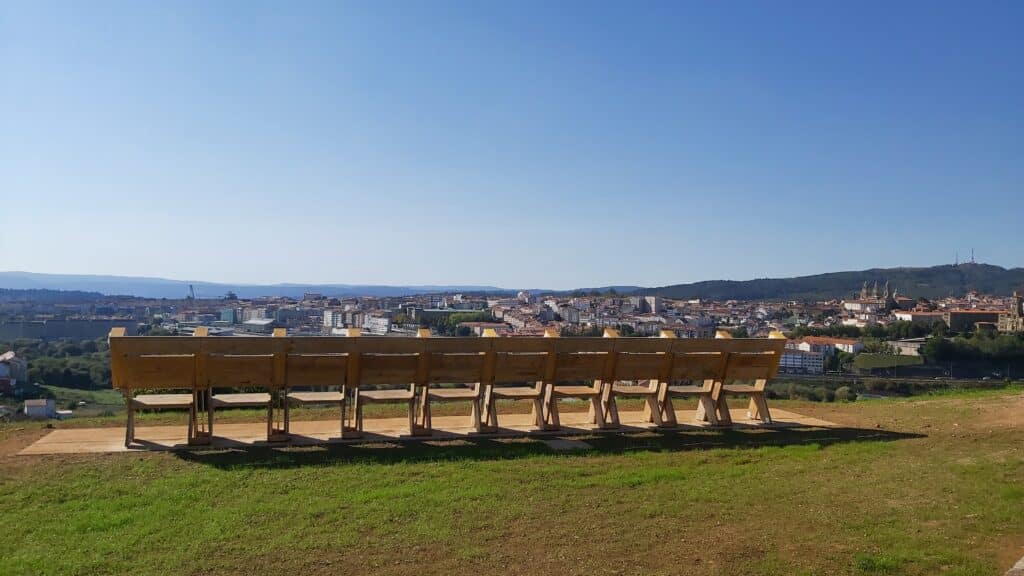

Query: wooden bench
[
  {"left": 283, "top": 351, "right": 348, "bottom": 436},
  {"left": 109, "top": 327, "right": 786, "bottom": 443},
  {"left": 421, "top": 331, "right": 491, "bottom": 433},
  {"left": 717, "top": 350, "right": 780, "bottom": 424},
  {"left": 484, "top": 337, "right": 552, "bottom": 431},
  {"left": 546, "top": 331, "right": 615, "bottom": 430},
  {"left": 110, "top": 328, "right": 206, "bottom": 447}
]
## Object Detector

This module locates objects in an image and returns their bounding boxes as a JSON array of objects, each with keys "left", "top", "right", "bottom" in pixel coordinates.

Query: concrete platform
[{"left": 19, "top": 408, "right": 835, "bottom": 455}]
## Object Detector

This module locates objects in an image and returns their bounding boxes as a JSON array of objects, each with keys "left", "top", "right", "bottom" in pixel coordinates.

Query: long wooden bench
[{"left": 109, "top": 327, "right": 785, "bottom": 445}]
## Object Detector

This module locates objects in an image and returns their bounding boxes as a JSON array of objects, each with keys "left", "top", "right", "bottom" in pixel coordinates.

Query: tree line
[{"left": 1, "top": 338, "right": 111, "bottom": 390}]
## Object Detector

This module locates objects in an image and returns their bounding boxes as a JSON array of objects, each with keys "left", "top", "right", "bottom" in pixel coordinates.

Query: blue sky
[{"left": 1, "top": 1, "right": 1021, "bottom": 289}]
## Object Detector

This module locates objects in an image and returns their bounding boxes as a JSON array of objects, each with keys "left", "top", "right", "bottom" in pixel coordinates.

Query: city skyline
[{"left": 3, "top": 1, "right": 1023, "bottom": 288}]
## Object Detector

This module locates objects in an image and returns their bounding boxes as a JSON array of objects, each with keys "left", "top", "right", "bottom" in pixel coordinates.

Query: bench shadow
[{"left": 172, "top": 426, "right": 924, "bottom": 470}]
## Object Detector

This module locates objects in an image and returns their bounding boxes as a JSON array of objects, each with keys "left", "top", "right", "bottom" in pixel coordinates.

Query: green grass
[
  {"left": 38, "top": 384, "right": 124, "bottom": 407},
  {"left": 853, "top": 354, "right": 924, "bottom": 370},
  {"left": 1, "top": 393, "right": 1023, "bottom": 575}
]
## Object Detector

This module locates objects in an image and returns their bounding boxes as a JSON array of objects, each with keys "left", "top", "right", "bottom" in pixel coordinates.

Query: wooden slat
[
  {"left": 429, "top": 353, "right": 486, "bottom": 384},
  {"left": 493, "top": 353, "right": 547, "bottom": 383},
  {"left": 118, "top": 355, "right": 196, "bottom": 390},
  {"left": 206, "top": 355, "right": 275, "bottom": 388},
  {"left": 554, "top": 352, "right": 608, "bottom": 382},
  {"left": 286, "top": 354, "right": 348, "bottom": 387},
  {"left": 359, "top": 354, "right": 418, "bottom": 385},
  {"left": 613, "top": 352, "right": 665, "bottom": 381},
  {"left": 724, "top": 352, "right": 779, "bottom": 380},
  {"left": 670, "top": 352, "right": 728, "bottom": 381}
]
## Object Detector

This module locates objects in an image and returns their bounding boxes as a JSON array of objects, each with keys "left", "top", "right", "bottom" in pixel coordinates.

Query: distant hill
[
  {"left": 0, "top": 272, "right": 512, "bottom": 299},
  {"left": 3, "top": 264, "right": 1022, "bottom": 302},
  {"left": 0, "top": 288, "right": 106, "bottom": 303},
  {"left": 641, "top": 264, "right": 1024, "bottom": 301}
]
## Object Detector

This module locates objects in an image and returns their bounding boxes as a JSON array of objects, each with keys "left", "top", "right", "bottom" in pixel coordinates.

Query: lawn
[
  {"left": 853, "top": 353, "right": 925, "bottom": 370},
  {"left": 1, "top": 391, "right": 1022, "bottom": 575}
]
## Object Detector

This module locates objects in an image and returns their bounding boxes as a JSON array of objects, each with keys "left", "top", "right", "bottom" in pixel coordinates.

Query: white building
[
  {"left": 24, "top": 398, "right": 56, "bottom": 419},
  {"left": 323, "top": 309, "right": 345, "bottom": 328},
  {"left": 362, "top": 315, "right": 391, "bottom": 335},
  {"left": 779, "top": 349, "right": 825, "bottom": 374},
  {"left": 0, "top": 351, "right": 28, "bottom": 394}
]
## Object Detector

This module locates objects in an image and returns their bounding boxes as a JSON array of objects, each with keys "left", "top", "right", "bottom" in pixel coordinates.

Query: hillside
[
  {"left": 0, "top": 272, "right": 510, "bottom": 299},
  {"left": 642, "top": 263, "right": 1024, "bottom": 301}
]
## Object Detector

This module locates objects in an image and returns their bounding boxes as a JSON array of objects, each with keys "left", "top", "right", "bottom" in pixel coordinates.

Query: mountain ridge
[
  {"left": 2, "top": 264, "right": 1022, "bottom": 301},
  {"left": 641, "top": 263, "right": 1024, "bottom": 300}
]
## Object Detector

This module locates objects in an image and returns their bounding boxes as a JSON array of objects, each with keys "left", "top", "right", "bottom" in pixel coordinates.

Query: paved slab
[
  {"left": 1007, "top": 555, "right": 1024, "bottom": 576},
  {"left": 19, "top": 408, "right": 835, "bottom": 455}
]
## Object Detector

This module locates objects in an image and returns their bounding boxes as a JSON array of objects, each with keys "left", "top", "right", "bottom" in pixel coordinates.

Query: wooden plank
[
  {"left": 493, "top": 353, "right": 546, "bottom": 383},
  {"left": 724, "top": 352, "right": 779, "bottom": 380},
  {"left": 613, "top": 353, "right": 665, "bottom": 381},
  {"left": 112, "top": 335, "right": 785, "bottom": 357},
  {"left": 286, "top": 354, "right": 348, "bottom": 387},
  {"left": 119, "top": 355, "right": 196, "bottom": 390},
  {"left": 554, "top": 352, "right": 608, "bottom": 382},
  {"left": 359, "top": 354, "right": 418, "bottom": 385},
  {"left": 671, "top": 352, "right": 728, "bottom": 381},
  {"left": 206, "top": 355, "right": 275, "bottom": 388},
  {"left": 429, "top": 353, "right": 486, "bottom": 384}
]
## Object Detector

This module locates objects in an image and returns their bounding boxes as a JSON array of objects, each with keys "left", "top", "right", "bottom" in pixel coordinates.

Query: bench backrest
[
  {"left": 206, "top": 354, "right": 275, "bottom": 389},
  {"left": 286, "top": 354, "right": 348, "bottom": 388},
  {"left": 109, "top": 329, "right": 786, "bottom": 392},
  {"left": 722, "top": 351, "right": 781, "bottom": 381}
]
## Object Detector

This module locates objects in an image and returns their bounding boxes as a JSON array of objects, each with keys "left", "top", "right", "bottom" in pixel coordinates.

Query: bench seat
[
  {"left": 612, "top": 384, "right": 658, "bottom": 396},
  {"left": 722, "top": 384, "right": 759, "bottom": 394},
  {"left": 210, "top": 393, "right": 272, "bottom": 407},
  {"left": 132, "top": 394, "right": 194, "bottom": 409},
  {"left": 359, "top": 388, "right": 415, "bottom": 402},
  {"left": 428, "top": 387, "right": 479, "bottom": 400},
  {"left": 491, "top": 386, "right": 542, "bottom": 398},
  {"left": 552, "top": 385, "right": 602, "bottom": 398},
  {"left": 667, "top": 385, "right": 709, "bottom": 395},
  {"left": 287, "top": 391, "right": 345, "bottom": 404}
]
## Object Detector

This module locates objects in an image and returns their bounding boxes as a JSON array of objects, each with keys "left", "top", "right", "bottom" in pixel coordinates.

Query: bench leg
[
  {"left": 283, "top": 391, "right": 291, "bottom": 435},
  {"left": 645, "top": 395, "right": 663, "bottom": 426},
  {"left": 658, "top": 386, "right": 677, "bottom": 427},
  {"left": 529, "top": 398, "right": 540, "bottom": 427},
  {"left": 469, "top": 397, "right": 483, "bottom": 432},
  {"left": 708, "top": 381, "right": 731, "bottom": 426},
  {"left": 748, "top": 394, "right": 771, "bottom": 423},
  {"left": 125, "top": 392, "right": 134, "bottom": 447},
  {"left": 353, "top": 390, "right": 364, "bottom": 433},
  {"left": 207, "top": 392, "right": 216, "bottom": 439},
  {"left": 601, "top": 384, "right": 620, "bottom": 428},
  {"left": 479, "top": 386, "right": 498, "bottom": 432},
  {"left": 696, "top": 394, "right": 720, "bottom": 426}
]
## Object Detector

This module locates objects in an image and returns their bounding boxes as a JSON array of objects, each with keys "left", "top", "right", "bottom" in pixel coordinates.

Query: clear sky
[{"left": 1, "top": 1, "right": 1021, "bottom": 289}]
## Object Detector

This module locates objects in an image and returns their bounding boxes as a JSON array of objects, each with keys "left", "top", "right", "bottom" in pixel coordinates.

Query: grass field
[
  {"left": 1, "top": 391, "right": 1023, "bottom": 575},
  {"left": 853, "top": 353, "right": 925, "bottom": 370}
]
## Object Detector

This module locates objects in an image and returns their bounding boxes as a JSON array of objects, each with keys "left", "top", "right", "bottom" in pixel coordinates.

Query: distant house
[
  {"left": 893, "top": 337, "right": 927, "bottom": 356},
  {"left": 0, "top": 351, "right": 28, "bottom": 396},
  {"left": 779, "top": 349, "right": 825, "bottom": 374},
  {"left": 24, "top": 398, "right": 56, "bottom": 419},
  {"left": 794, "top": 336, "right": 863, "bottom": 355}
]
